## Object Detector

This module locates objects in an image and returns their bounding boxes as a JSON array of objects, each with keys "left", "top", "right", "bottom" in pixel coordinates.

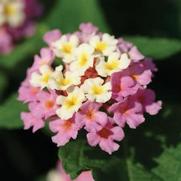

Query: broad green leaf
[
  {"left": 58, "top": 139, "right": 161, "bottom": 181},
  {"left": 0, "top": 94, "right": 26, "bottom": 129},
  {"left": 125, "top": 36, "right": 181, "bottom": 60},
  {"left": 49, "top": 0, "right": 109, "bottom": 33}
]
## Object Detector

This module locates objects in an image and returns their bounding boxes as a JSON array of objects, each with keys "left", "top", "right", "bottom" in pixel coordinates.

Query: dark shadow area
[
  {"left": 99, "top": 0, "right": 180, "bottom": 38},
  {"left": 0, "top": 129, "right": 57, "bottom": 181}
]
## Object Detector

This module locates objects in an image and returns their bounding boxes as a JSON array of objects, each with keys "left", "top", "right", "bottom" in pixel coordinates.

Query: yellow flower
[
  {"left": 69, "top": 43, "right": 94, "bottom": 75},
  {"left": 53, "top": 35, "right": 79, "bottom": 63},
  {"left": 30, "top": 65, "right": 53, "bottom": 89},
  {"left": 50, "top": 65, "right": 81, "bottom": 90},
  {"left": 96, "top": 52, "right": 131, "bottom": 77},
  {"left": 56, "top": 87, "right": 85, "bottom": 120},
  {"left": 81, "top": 77, "right": 112, "bottom": 103},
  {"left": 89, "top": 33, "right": 117, "bottom": 56}
]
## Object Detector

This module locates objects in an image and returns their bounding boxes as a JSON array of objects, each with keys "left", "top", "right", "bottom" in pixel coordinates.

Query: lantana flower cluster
[
  {"left": 18, "top": 23, "right": 162, "bottom": 154},
  {"left": 0, "top": 0, "right": 42, "bottom": 54}
]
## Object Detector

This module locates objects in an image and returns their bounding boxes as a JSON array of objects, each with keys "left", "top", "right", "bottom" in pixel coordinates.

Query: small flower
[
  {"left": 75, "top": 101, "right": 107, "bottom": 131},
  {"left": 49, "top": 116, "right": 79, "bottom": 146},
  {"left": 29, "top": 90, "right": 57, "bottom": 119},
  {"left": 50, "top": 65, "right": 81, "bottom": 90},
  {"left": 81, "top": 77, "right": 111, "bottom": 103},
  {"left": 30, "top": 64, "right": 53, "bottom": 89},
  {"left": 21, "top": 112, "right": 44, "bottom": 133},
  {"left": 33, "top": 48, "right": 55, "bottom": 69},
  {"left": 96, "top": 52, "right": 131, "bottom": 77},
  {"left": 43, "top": 29, "right": 61, "bottom": 46},
  {"left": 53, "top": 35, "right": 79, "bottom": 63},
  {"left": 18, "top": 79, "right": 40, "bottom": 103},
  {"left": 56, "top": 87, "right": 85, "bottom": 120},
  {"left": 87, "top": 119, "right": 124, "bottom": 154},
  {"left": 133, "top": 89, "right": 162, "bottom": 115},
  {"left": 89, "top": 33, "right": 117, "bottom": 56},
  {"left": 70, "top": 43, "right": 94, "bottom": 75},
  {"left": 109, "top": 100, "right": 145, "bottom": 129}
]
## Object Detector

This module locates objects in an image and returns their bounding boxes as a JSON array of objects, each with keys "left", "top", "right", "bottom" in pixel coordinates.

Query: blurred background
[{"left": 0, "top": 0, "right": 180, "bottom": 180}]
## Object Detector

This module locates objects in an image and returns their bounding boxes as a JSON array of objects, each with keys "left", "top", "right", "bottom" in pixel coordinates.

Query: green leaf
[
  {"left": 58, "top": 139, "right": 120, "bottom": 179},
  {"left": 125, "top": 36, "right": 181, "bottom": 60},
  {"left": 0, "top": 94, "right": 26, "bottom": 129},
  {"left": 49, "top": 0, "right": 109, "bottom": 33},
  {"left": 152, "top": 144, "right": 181, "bottom": 181},
  {"left": 58, "top": 138, "right": 161, "bottom": 181}
]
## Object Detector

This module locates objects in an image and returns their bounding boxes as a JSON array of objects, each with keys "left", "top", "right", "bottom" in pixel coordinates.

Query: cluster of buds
[
  {"left": 18, "top": 23, "right": 162, "bottom": 154},
  {"left": 0, "top": 0, "right": 42, "bottom": 54}
]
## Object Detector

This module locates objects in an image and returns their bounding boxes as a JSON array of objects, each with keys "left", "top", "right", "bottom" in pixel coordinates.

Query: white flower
[
  {"left": 81, "top": 77, "right": 112, "bottom": 103},
  {"left": 53, "top": 35, "right": 79, "bottom": 63},
  {"left": 69, "top": 43, "right": 94, "bottom": 76},
  {"left": 30, "top": 65, "right": 53, "bottom": 89},
  {"left": 0, "top": 0, "right": 25, "bottom": 27},
  {"left": 49, "top": 65, "right": 81, "bottom": 90},
  {"left": 96, "top": 52, "right": 131, "bottom": 77},
  {"left": 89, "top": 33, "right": 118, "bottom": 56},
  {"left": 56, "top": 87, "right": 85, "bottom": 120}
]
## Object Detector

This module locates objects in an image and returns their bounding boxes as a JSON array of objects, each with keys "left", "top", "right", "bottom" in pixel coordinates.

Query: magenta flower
[
  {"left": 75, "top": 101, "right": 107, "bottom": 131},
  {"left": 109, "top": 100, "right": 145, "bottom": 129},
  {"left": 133, "top": 89, "right": 162, "bottom": 115},
  {"left": 49, "top": 116, "right": 79, "bottom": 146},
  {"left": 18, "top": 22, "right": 162, "bottom": 154},
  {"left": 87, "top": 119, "right": 125, "bottom": 154}
]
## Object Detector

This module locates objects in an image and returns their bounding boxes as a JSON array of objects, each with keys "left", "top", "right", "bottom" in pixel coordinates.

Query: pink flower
[
  {"left": 109, "top": 100, "right": 145, "bottom": 129},
  {"left": 29, "top": 91, "right": 57, "bottom": 119},
  {"left": 111, "top": 73, "right": 139, "bottom": 101},
  {"left": 87, "top": 119, "right": 124, "bottom": 154},
  {"left": 18, "top": 78, "right": 40, "bottom": 103},
  {"left": 32, "top": 47, "right": 55, "bottom": 69},
  {"left": 49, "top": 116, "right": 79, "bottom": 146},
  {"left": 21, "top": 112, "right": 44, "bottom": 132},
  {"left": 133, "top": 89, "right": 162, "bottom": 115},
  {"left": 43, "top": 29, "right": 61, "bottom": 45},
  {"left": 117, "top": 38, "right": 144, "bottom": 62},
  {"left": 79, "top": 22, "right": 98, "bottom": 34},
  {"left": 0, "top": 28, "right": 13, "bottom": 53},
  {"left": 75, "top": 101, "right": 107, "bottom": 131},
  {"left": 76, "top": 22, "right": 98, "bottom": 42}
]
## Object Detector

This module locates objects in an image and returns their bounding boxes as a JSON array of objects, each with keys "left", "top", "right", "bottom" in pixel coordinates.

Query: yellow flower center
[
  {"left": 79, "top": 53, "right": 88, "bottom": 67},
  {"left": 42, "top": 73, "right": 50, "bottom": 84},
  {"left": 61, "top": 43, "right": 72, "bottom": 54},
  {"left": 95, "top": 41, "right": 107, "bottom": 52},
  {"left": 64, "top": 96, "right": 79, "bottom": 109},
  {"left": 4, "top": 4, "right": 16, "bottom": 16},
  {"left": 91, "top": 85, "right": 104, "bottom": 95},
  {"left": 105, "top": 60, "right": 119, "bottom": 71},
  {"left": 58, "top": 78, "right": 71, "bottom": 86}
]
